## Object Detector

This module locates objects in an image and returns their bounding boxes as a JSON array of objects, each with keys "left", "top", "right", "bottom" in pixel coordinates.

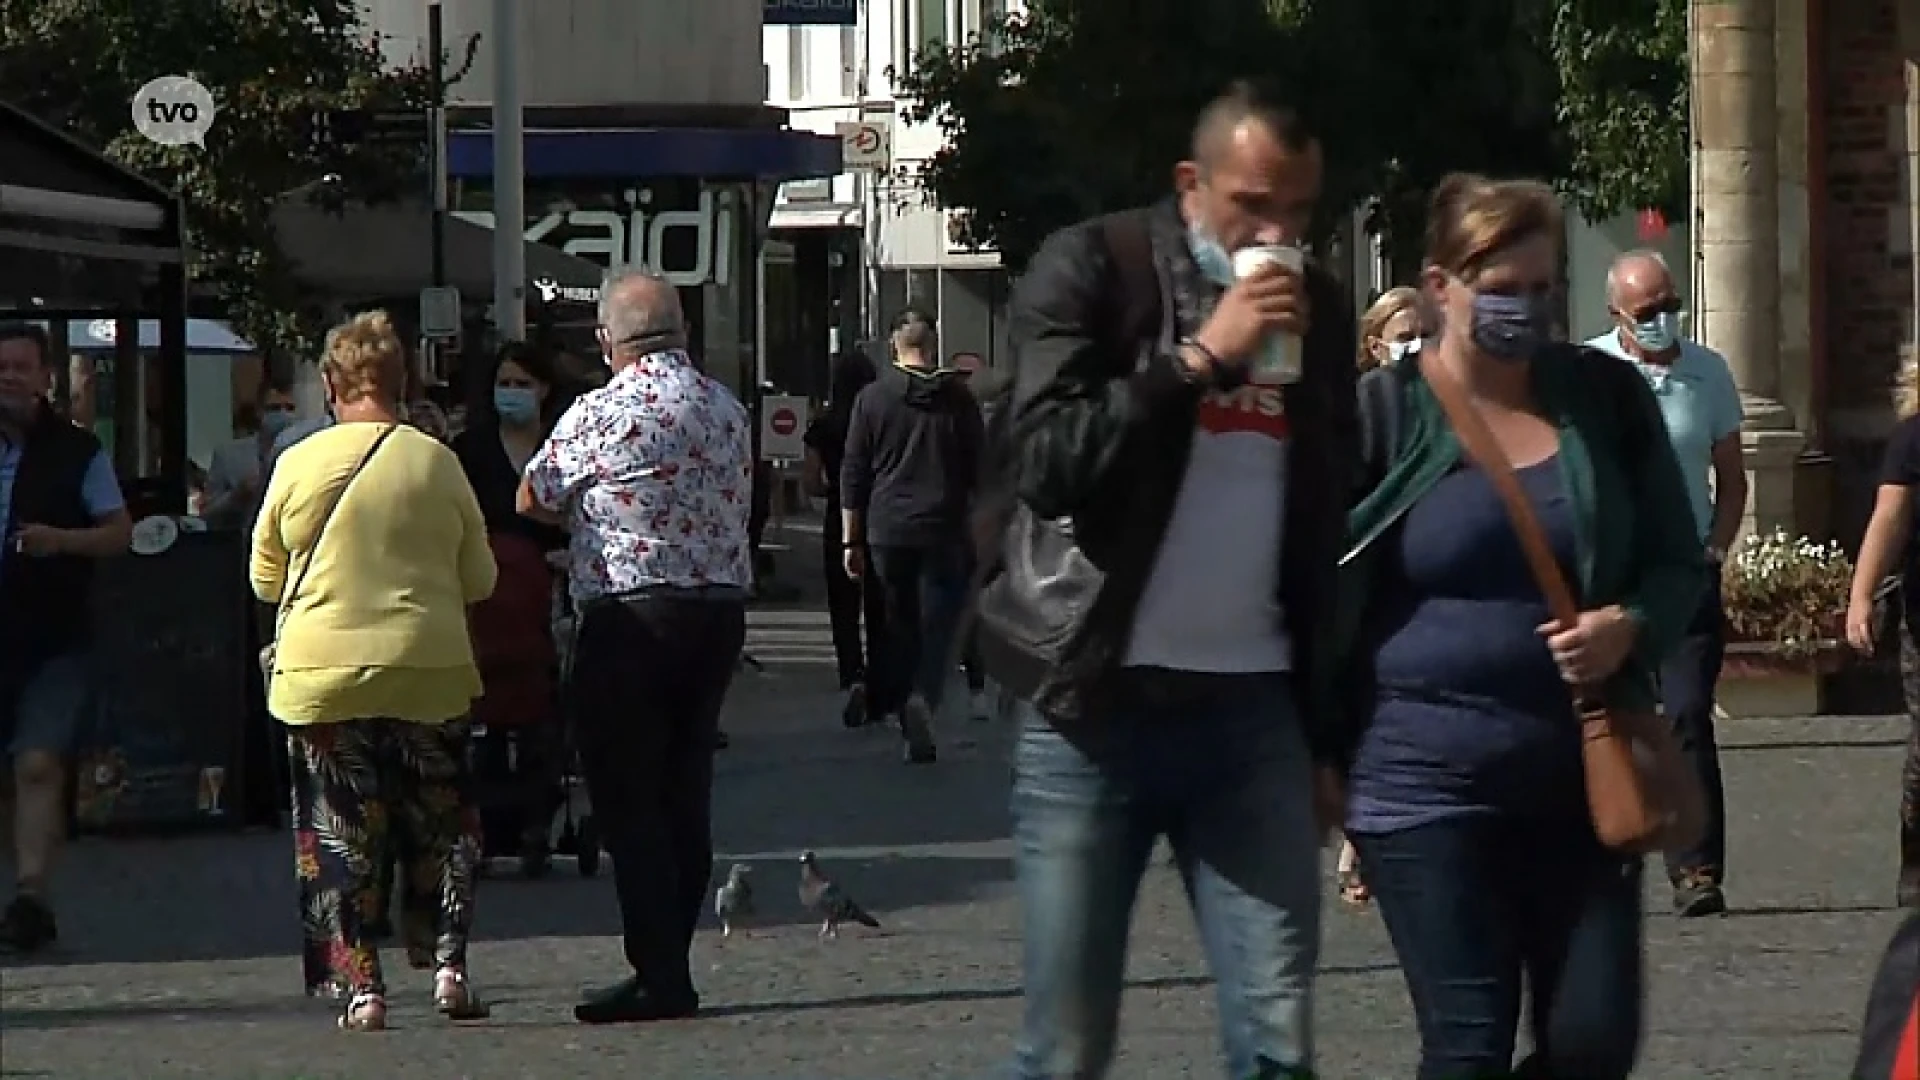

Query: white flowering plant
[{"left": 1720, "top": 528, "right": 1851, "bottom": 658}]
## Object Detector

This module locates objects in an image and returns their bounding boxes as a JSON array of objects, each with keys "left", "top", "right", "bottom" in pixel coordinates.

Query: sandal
[
  {"left": 435, "top": 967, "right": 491, "bottom": 1020},
  {"left": 338, "top": 991, "right": 387, "bottom": 1031},
  {"left": 1337, "top": 867, "right": 1371, "bottom": 909}
]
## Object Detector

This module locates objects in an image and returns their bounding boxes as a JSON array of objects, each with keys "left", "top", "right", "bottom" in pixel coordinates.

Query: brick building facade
[{"left": 1819, "top": 0, "right": 1919, "bottom": 539}]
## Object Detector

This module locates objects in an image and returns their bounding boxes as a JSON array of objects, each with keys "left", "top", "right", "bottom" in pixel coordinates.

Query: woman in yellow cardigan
[{"left": 251, "top": 311, "right": 497, "bottom": 1031}]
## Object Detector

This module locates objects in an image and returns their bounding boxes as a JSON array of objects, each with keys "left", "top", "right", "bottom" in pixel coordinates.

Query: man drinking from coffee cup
[{"left": 978, "top": 79, "right": 1356, "bottom": 1078}]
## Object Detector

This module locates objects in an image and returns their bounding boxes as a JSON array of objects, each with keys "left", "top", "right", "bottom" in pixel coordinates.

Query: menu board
[{"left": 74, "top": 528, "right": 250, "bottom": 831}]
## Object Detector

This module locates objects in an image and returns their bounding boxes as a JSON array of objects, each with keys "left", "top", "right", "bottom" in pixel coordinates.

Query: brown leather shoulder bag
[{"left": 1422, "top": 353, "right": 1705, "bottom": 855}]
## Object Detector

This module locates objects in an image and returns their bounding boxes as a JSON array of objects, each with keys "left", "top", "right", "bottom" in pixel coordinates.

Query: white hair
[
  {"left": 597, "top": 265, "right": 685, "bottom": 346},
  {"left": 1604, "top": 249, "right": 1672, "bottom": 304}
]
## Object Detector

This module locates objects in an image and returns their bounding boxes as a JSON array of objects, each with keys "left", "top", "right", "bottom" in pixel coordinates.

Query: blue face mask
[
  {"left": 1628, "top": 310, "right": 1681, "bottom": 353},
  {"left": 1187, "top": 224, "right": 1235, "bottom": 286},
  {"left": 1469, "top": 291, "right": 1554, "bottom": 363},
  {"left": 494, "top": 386, "right": 539, "bottom": 425},
  {"left": 258, "top": 409, "right": 295, "bottom": 440}
]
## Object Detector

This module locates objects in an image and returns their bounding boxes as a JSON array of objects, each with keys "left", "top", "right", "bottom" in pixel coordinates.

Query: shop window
[
  {"left": 916, "top": 0, "right": 948, "bottom": 53},
  {"left": 787, "top": 27, "right": 807, "bottom": 102}
]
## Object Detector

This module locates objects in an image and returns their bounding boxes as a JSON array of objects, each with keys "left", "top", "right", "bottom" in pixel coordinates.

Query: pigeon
[
  {"left": 715, "top": 863, "right": 754, "bottom": 938},
  {"left": 797, "top": 850, "right": 881, "bottom": 939}
]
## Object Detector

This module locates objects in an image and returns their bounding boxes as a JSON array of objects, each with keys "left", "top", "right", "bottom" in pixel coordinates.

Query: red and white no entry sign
[{"left": 760, "top": 394, "right": 809, "bottom": 461}]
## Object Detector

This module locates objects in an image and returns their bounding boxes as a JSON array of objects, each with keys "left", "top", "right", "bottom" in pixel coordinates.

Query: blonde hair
[
  {"left": 1898, "top": 353, "right": 1919, "bottom": 419},
  {"left": 1424, "top": 172, "right": 1564, "bottom": 279},
  {"left": 1358, "top": 287, "right": 1421, "bottom": 371},
  {"left": 321, "top": 310, "right": 406, "bottom": 406}
]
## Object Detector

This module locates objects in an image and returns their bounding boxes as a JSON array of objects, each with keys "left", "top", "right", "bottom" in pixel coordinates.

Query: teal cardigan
[{"left": 1317, "top": 345, "right": 1710, "bottom": 762}]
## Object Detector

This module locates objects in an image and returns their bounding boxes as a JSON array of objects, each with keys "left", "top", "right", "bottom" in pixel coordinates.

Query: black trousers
[
  {"left": 242, "top": 602, "right": 290, "bottom": 828},
  {"left": 1657, "top": 573, "right": 1727, "bottom": 883},
  {"left": 867, "top": 542, "right": 969, "bottom": 719},
  {"left": 821, "top": 512, "right": 885, "bottom": 690},
  {"left": 568, "top": 588, "right": 745, "bottom": 1000}
]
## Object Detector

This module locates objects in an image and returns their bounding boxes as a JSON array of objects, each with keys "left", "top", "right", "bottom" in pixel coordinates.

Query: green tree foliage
[
  {"left": 895, "top": 0, "right": 1686, "bottom": 272},
  {"left": 895, "top": 0, "right": 1291, "bottom": 270},
  {"left": 0, "top": 0, "right": 471, "bottom": 356},
  {"left": 1548, "top": 0, "right": 1690, "bottom": 221}
]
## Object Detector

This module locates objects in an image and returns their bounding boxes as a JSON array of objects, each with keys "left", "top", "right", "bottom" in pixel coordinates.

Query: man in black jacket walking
[
  {"left": 840, "top": 308, "right": 983, "bottom": 764},
  {"left": 977, "top": 81, "right": 1355, "bottom": 1079}
]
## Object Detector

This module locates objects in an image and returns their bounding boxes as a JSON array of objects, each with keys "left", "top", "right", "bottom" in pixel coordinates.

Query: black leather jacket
[{"left": 974, "top": 200, "right": 1357, "bottom": 761}]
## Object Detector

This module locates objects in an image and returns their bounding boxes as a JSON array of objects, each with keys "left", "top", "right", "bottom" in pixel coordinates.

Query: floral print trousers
[{"left": 288, "top": 719, "right": 480, "bottom": 997}]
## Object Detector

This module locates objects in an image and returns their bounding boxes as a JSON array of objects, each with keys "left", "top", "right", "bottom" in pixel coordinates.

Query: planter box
[{"left": 1716, "top": 640, "right": 1845, "bottom": 719}]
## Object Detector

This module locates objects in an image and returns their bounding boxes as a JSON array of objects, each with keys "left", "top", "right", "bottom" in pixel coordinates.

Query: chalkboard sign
[{"left": 75, "top": 528, "right": 250, "bottom": 831}]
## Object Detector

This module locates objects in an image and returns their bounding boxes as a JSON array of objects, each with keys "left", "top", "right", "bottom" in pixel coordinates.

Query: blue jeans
[
  {"left": 1011, "top": 671, "right": 1321, "bottom": 1079},
  {"left": 1351, "top": 815, "right": 1643, "bottom": 1080}
]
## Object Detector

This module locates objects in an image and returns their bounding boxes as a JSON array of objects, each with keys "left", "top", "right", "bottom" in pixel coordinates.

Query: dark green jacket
[{"left": 1318, "top": 343, "right": 1710, "bottom": 767}]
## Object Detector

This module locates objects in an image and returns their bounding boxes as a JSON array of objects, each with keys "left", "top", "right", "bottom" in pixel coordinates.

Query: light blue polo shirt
[
  {"left": 1585, "top": 330, "right": 1744, "bottom": 541},
  {"left": 0, "top": 431, "right": 127, "bottom": 587}
]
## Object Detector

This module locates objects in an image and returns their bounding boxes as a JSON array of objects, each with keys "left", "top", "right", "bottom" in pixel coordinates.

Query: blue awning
[{"left": 448, "top": 127, "right": 842, "bottom": 182}]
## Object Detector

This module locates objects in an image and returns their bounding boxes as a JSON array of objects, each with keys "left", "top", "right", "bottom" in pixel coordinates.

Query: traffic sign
[
  {"left": 835, "top": 120, "right": 891, "bottom": 172},
  {"left": 760, "top": 395, "right": 808, "bottom": 460},
  {"left": 419, "top": 285, "right": 461, "bottom": 338}
]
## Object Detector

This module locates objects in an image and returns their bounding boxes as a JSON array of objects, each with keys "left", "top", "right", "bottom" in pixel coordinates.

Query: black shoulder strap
[{"left": 1098, "top": 211, "right": 1162, "bottom": 366}]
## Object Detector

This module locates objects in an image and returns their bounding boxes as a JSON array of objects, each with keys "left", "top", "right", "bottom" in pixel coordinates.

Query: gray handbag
[{"left": 259, "top": 425, "right": 397, "bottom": 691}]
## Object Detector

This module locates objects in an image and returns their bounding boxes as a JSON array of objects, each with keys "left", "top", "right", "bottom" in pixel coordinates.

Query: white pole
[
  {"left": 754, "top": 242, "right": 769, "bottom": 387},
  {"left": 491, "top": 0, "right": 527, "bottom": 342}
]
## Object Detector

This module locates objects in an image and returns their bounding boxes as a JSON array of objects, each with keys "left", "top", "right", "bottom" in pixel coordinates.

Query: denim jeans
[
  {"left": 1351, "top": 815, "right": 1643, "bottom": 1080},
  {"left": 868, "top": 542, "right": 970, "bottom": 717},
  {"left": 1658, "top": 572, "right": 1727, "bottom": 884},
  {"left": 1010, "top": 671, "right": 1321, "bottom": 1079}
]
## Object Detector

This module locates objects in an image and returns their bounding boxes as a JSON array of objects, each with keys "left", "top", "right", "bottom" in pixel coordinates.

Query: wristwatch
[{"left": 1175, "top": 338, "right": 1219, "bottom": 385}]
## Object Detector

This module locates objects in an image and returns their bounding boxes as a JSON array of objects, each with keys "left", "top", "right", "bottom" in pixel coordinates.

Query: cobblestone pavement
[{"left": 0, "top": 599, "right": 1912, "bottom": 1078}]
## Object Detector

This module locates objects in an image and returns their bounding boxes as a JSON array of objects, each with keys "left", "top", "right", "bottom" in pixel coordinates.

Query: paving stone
[{"left": 0, "top": 605, "right": 1908, "bottom": 1078}]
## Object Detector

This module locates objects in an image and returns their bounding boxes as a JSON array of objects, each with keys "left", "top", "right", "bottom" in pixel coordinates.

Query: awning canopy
[
  {"left": 0, "top": 100, "right": 193, "bottom": 511},
  {"left": 447, "top": 127, "right": 842, "bottom": 182},
  {"left": 0, "top": 100, "right": 187, "bottom": 316},
  {"left": 270, "top": 197, "right": 607, "bottom": 300}
]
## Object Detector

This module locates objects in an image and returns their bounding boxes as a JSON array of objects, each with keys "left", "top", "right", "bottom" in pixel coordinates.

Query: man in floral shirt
[{"left": 517, "top": 267, "right": 752, "bottom": 1025}]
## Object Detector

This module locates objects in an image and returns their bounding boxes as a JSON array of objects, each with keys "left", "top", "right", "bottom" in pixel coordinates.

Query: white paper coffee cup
[{"left": 1230, "top": 244, "right": 1305, "bottom": 384}]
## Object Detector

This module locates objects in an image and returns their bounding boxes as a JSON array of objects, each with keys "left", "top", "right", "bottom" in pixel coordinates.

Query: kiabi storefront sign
[{"left": 455, "top": 186, "right": 737, "bottom": 289}]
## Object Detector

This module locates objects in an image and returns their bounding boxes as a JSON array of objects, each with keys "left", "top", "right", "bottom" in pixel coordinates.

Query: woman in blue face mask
[
  {"left": 450, "top": 343, "right": 570, "bottom": 876},
  {"left": 1325, "top": 173, "right": 1709, "bottom": 1080}
]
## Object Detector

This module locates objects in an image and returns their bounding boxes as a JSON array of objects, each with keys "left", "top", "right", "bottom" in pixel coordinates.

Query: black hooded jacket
[{"left": 839, "top": 361, "right": 984, "bottom": 549}]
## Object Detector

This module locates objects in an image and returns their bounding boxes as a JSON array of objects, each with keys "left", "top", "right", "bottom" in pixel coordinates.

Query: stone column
[{"left": 1693, "top": 0, "right": 1805, "bottom": 538}]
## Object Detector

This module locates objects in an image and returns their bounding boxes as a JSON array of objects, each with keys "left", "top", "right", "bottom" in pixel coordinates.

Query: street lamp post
[
  {"left": 491, "top": 0, "right": 527, "bottom": 342},
  {"left": 429, "top": 1, "right": 447, "bottom": 292}
]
